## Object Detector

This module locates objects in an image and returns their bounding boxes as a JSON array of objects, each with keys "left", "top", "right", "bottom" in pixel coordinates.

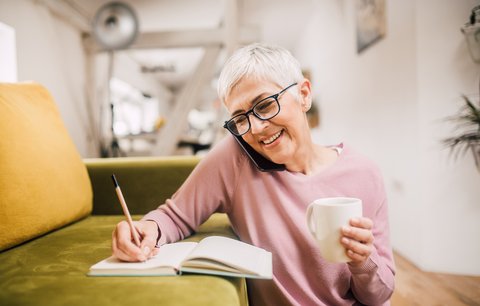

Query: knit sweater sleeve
[
  {"left": 141, "top": 136, "right": 245, "bottom": 245},
  {"left": 347, "top": 161, "right": 396, "bottom": 305}
]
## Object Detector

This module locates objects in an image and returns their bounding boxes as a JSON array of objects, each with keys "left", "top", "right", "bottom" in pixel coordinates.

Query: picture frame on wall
[{"left": 355, "top": 0, "right": 387, "bottom": 54}]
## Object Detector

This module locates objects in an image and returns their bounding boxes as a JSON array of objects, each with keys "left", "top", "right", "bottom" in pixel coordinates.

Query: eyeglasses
[{"left": 223, "top": 83, "right": 298, "bottom": 136}]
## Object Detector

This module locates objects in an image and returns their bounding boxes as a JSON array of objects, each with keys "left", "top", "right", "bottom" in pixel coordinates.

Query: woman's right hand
[{"left": 112, "top": 220, "right": 159, "bottom": 262}]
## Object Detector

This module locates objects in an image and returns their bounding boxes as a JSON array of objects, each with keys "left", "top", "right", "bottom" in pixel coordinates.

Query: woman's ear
[{"left": 299, "top": 78, "right": 312, "bottom": 112}]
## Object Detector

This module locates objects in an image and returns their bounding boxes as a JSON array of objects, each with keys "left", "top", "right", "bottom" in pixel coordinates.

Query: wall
[
  {"left": 416, "top": 0, "right": 480, "bottom": 274},
  {"left": 296, "top": 0, "right": 480, "bottom": 275},
  {"left": 0, "top": 0, "right": 173, "bottom": 158},
  {"left": 0, "top": 0, "right": 96, "bottom": 156}
]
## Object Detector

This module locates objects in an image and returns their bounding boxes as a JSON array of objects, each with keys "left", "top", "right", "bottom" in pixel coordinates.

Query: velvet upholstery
[
  {"left": 0, "top": 83, "right": 92, "bottom": 252},
  {"left": 0, "top": 214, "right": 247, "bottom": 306},
  {"left": 85, "top": 156, "right": 200, "bottom": 215}
]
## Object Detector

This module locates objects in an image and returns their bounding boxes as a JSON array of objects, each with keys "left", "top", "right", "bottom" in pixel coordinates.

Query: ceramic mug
[{"left": 306, "top": 197, "right": 363, "bottom": 263}]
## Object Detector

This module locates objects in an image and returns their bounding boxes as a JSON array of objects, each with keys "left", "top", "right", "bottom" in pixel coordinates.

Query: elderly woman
[{"left": 112, "top": 43, "right": 395, "bottom": 305}]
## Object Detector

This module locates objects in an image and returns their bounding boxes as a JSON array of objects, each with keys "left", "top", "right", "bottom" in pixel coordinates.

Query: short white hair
[{"left": 217, "top": 43, "right": 304, "bottom": 104}]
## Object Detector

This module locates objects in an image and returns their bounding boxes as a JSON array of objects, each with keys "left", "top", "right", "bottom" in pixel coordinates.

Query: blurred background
[{"left": 1, "top": 0, "right": 479, "bottom": 301}]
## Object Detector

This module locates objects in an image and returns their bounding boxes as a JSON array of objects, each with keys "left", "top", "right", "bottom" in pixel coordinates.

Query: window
[
  {"left": 109, "top": 78, "right": 161, "bottom": 155},
  {"left": 110, "top": 78, "right": 159, "bottom": 136},
  {"left": 0, "top": 22, "right": 17, "bottom": 82}
]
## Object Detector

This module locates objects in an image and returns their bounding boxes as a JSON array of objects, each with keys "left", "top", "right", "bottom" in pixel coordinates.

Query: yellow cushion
[{"left": 0, "top": 83, "right": 92, "bottom": 251}]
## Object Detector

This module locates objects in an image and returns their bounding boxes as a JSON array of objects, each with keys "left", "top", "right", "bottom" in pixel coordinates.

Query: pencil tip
[{"left": 111, "top": 174, "right": 118, "bottom": 187}]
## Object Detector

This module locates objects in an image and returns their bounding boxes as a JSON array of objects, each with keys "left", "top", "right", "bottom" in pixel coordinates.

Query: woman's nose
[{"left": 249, "top": 115, "right": 268, "bottom": 134}]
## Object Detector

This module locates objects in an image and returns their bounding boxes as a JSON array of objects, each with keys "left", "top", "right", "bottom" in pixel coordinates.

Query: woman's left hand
[{"left": 340, "top": 217, "right": 374, "bottom": 266}]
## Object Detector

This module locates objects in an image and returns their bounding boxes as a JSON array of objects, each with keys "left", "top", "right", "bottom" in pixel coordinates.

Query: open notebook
[{"left": 88, "top": 236, "right": 272, "bottom": 279}]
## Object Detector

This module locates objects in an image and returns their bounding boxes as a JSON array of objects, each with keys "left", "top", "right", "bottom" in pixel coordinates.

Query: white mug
[{"left": 306, "top": 197, "right": 363, "bottom": 263}]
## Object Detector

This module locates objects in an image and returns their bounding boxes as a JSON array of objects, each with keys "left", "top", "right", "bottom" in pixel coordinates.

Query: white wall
[
  {"left": 296, "top": 0, "right": 480, "bottom": 275},
  {"left": 0, "top": 0, "right": 99, "bottom": 156},
  {"left": 416, "top": 0, "right": 480, "bottom": 275},
  {"left": 0, "top": 0, "right": 173, "bottom": 158}
]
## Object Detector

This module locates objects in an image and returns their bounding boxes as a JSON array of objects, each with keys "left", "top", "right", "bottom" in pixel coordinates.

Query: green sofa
[{"left": 0, "top": 83, "right": 247, "bottom": 306}]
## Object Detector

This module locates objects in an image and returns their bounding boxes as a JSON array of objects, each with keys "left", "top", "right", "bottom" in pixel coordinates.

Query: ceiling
[{"left": 65, "top": 0, "right": 315, "bottom": 90}]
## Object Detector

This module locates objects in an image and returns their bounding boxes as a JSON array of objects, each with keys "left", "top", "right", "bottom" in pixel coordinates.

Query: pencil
[{"left": 111, "top": 174, "right": 141, "bottom": 247}]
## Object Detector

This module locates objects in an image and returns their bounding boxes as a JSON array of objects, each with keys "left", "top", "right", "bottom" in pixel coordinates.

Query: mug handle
[{"left": 306, "top": 204, "right": 316, "bottom": 236}]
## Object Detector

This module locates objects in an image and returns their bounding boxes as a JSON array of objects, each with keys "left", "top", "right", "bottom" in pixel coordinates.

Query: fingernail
[
  {"left": 342, "top": 237, "right": 350, "bottom": 245},
  {"left": 143, "top": 246, "right": 151, "bottom": 255},
  {"left": 342, "top": 226, "right": 351, "bottom": 233},
  {"left": 351, "top": 218, "right": 359, "bottom": 223}
]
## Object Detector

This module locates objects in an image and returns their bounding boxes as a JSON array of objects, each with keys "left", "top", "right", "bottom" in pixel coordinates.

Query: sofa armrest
[{"left": 84, "top": 156, "right": 200, "bottom": 215}]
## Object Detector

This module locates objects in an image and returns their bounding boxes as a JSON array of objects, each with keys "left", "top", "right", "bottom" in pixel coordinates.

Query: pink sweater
[{"left": 143, "top": 136, "right": 395, "bottom": 306}]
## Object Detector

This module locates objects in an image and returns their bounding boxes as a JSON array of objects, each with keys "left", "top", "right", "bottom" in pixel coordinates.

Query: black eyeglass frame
[{"left": 223, "top": 82, "right": 298, "bottom": 136}]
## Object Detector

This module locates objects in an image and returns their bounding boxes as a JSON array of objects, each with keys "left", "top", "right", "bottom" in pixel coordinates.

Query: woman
[{"left": 112, "top": 43, "right": 395, "bottom": 305}]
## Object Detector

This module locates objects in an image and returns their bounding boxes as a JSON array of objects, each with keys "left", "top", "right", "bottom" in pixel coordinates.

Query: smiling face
[{"left": 225, "top": 77, "right": 314, "bottom": 168}]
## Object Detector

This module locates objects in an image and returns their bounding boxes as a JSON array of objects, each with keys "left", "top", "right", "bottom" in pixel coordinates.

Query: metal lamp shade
[{"left": 92, "top": 2, "right": 139, "bottom": 50}]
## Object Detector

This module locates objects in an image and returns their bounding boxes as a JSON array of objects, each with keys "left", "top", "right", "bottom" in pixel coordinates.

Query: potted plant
[{"left": 443, "top": 94, "right": 480, "bottom": 171}]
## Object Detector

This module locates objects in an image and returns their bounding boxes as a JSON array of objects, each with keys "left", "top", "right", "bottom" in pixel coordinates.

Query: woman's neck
[{"left": 285, "top": 142, "right": 339, "bottom": 175}]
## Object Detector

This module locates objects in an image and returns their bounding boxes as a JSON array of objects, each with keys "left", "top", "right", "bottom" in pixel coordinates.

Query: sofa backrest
[
  {"left": 85, "top": 156, "right": 201, "bottom": 215},
  {"left": 0, "top": 83, "right": 92, "bottom": 251}
]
